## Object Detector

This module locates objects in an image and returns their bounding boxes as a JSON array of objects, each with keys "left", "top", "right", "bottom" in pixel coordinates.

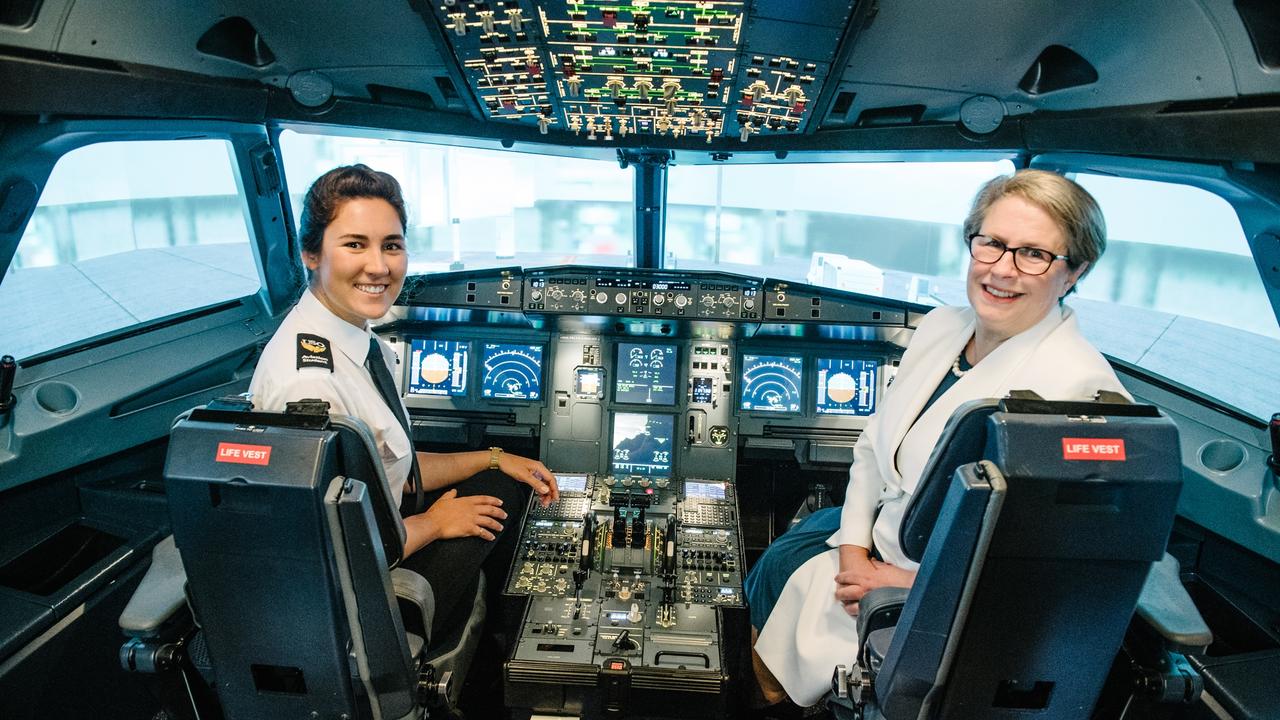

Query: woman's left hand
[
  {"left": 834, "top": 556, "right": 917, "bottom": 617},
  {"left": 498, "top": 453, "right": 560, "bottom": 506}
]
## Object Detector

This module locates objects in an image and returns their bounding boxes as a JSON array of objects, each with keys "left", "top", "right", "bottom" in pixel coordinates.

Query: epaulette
[{"left": 296, "top": 333, "right": 334, "bottom": 372}]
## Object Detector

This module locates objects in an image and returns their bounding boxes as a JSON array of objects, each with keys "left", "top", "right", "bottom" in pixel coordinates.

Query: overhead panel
[{"left": 421, "top": 0, "right": 858, "bottom": 144}]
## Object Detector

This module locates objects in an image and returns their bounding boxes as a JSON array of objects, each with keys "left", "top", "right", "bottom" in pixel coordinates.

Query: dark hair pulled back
[{"left": 297, "top": 164, "right": 407, "bottom": 256}]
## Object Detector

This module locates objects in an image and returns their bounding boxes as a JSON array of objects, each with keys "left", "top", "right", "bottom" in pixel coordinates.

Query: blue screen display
[
  {"left": 615, "top": 343, "right": 677, "bottom": 405},
  {"left": 611, "top": 413, "right": 674, "bottom": 476},
  {"left": 740, "top": 354, "right": 803, "bottom": 413},
  {"left": 815, "top": 358, "right": 877, "bottom": 416},
  {"left": 406, "top": 339, "right": 469, "bottom": 397},
  {"left": 480, "top": 343, "right": 544, "bottom": 400}
]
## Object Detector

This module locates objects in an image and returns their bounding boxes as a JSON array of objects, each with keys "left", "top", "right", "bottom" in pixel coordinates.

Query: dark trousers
[{"left": 398, "top": 469, "right": 528, "bottom": 641}]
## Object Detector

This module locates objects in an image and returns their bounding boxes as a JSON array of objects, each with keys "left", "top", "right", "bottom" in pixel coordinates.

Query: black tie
[{"left": 366, "top": 336, "right": 424, "bottom": 516}]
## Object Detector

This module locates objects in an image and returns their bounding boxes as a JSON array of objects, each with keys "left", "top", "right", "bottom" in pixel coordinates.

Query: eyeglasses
[{"left": 967, "top": 234, "right": 1069, "bottom": 276}]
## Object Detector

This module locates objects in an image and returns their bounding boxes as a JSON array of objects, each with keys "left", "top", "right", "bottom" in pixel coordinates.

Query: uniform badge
[{"left": 296, "top": 333, "right": 334, "bottom": 372}]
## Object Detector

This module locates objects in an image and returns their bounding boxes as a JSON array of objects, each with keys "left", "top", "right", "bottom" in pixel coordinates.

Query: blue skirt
[{"left": 744, "top": 506, "right": 843, "bottom": 630}]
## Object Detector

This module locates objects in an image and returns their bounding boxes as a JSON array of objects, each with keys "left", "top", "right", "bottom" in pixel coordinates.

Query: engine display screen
[
  {"left": 480, "top": 343, "right": 544, "bottom": 400},
  {"left": 815, "top": 358, "right": 877, "bottom": 416},
  {"left": 615, "top": 343, "right": 677, "bottom": 405},
  {"left": 611, "top": 413, "right": 674, "bottom": 477},
  {"left": 740, "top": 354, "right": 803, "bottom": 413},
  {"left": 406, "top": 339, "right": 469, "bottom": 397}
]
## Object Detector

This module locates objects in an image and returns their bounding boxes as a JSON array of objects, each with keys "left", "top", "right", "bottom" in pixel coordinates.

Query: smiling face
[
  {"left": 303, "top": 197, "right": 407, "bottom": 328},
  {"left": 966, "top": 194, "right": 1088, "bottom": 344}
]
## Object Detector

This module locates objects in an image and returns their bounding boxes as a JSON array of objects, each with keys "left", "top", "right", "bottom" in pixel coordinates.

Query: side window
[
  {"left": 1070, "top": 172, "right": 1278, "bottom": 420},
  {"left": 1, "top": 139, "right": 260, "bottom": 360}
]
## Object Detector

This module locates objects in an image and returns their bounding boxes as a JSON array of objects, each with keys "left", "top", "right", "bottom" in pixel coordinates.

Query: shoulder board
[{"left": 296, "top": 333, "right": 334, "bottom": 372}]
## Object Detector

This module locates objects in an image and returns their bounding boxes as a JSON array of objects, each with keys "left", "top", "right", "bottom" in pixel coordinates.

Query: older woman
[
  {"left": 745, "top": 169, "right": 1128, "bottom": 708},
  {"left": 249, "top": 164, "right": 559, "bottom": 639}
]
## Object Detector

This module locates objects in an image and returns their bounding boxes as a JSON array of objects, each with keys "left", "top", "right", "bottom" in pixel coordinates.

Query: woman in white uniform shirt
[
  {"left": 250, "top": 165, "right": 559, "bottom": 638},
  {"left": 745, "top": 169, "right": 1128, "bottom": 709}
]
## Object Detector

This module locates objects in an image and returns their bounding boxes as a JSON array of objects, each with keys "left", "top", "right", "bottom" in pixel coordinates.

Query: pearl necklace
[{"left": 951, "top": 354, "right": 968, "bottom": 378}]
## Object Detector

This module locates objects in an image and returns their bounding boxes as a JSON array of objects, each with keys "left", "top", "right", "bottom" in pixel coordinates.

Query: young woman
[
  {"left": 746, "top": 169, "right": 1128, "bottom": 707},
  {"left": 249, "top": 164, "right": 559, "bottom": 638}
]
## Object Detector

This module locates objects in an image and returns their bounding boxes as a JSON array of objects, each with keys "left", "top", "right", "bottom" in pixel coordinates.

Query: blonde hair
[{"left": 963, "top": 169, "right": 1106, "bottom": 287}]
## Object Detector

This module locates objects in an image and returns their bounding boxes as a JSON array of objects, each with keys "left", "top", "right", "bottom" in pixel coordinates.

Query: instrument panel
[{"left": 389, "top": 267, "right": 913, "bottom": 717}]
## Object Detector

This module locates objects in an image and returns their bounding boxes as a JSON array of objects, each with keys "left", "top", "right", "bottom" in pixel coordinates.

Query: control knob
[
  {"left": 595, "top": 291, "right": 609, "bottom": 304},
  {"left": 674, "top": 294, "right": 689, "bottom": 309},
  {"left": 547, "top": 286, "right": 565, "bottom": 300},
  {"left": 530, "top": 289, "right": 543, "bottom": 301},
  {"left": 652, "top": 293, "right": 665, "bottom": 306},
  {"left": 614, "top": 291, "right": 628, "bottom": 305}
]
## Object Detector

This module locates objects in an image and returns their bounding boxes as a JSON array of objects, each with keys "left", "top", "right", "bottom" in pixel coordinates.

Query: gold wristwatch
[{"left": 488, "top": 446, "right": 504, "bottom": 470}]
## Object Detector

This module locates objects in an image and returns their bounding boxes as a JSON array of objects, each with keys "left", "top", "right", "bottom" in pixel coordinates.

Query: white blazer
[{"left": 756, "top": 303, "right": 1128, "bottom": 706}]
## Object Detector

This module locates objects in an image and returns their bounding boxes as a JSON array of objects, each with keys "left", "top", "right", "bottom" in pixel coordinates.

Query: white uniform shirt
[{"left": 249, "top": 289, "right": 413, "bottom": 501}]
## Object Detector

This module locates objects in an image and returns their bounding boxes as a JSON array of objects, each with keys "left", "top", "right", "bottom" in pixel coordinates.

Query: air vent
[
  {"left": 196, "top": 17, "right": 275, "bottom": 68},
  {"left": 855, "top": 104, "right": 925, "bottom": 128},
  {"left": 0, "top": 0, "right": 40, "bottom": 28},
  {"left": 1236, "top": 0, "right": 1280, "bottom": 69},
  {"left": 367, "top": 84, "right": 437, "bottom": 110},
  {"left": 434, "top": 75, "right": 461, "bottom": 102},
  {"left": 1018, "top": 45, "right": 1097, "bottom": 95},
  {"left": 829, "top": 91, "right": 856, "bottom": 121}
]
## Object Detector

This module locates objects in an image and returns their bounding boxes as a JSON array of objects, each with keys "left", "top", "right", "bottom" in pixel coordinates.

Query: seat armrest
[
  {"left": 119, "top": 535, "right": 188, "bottom": 638},
  {"left": 1135, "top": 552, "right": 1212, "bottom": 654},
  {"left": 858, "top": 586, "right": 910, "bottom": 662},
  {"left": 391, "top": 567, "right": 435, "bottom": 649}
]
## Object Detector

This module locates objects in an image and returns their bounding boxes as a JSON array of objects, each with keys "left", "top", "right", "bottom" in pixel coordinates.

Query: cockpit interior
[{"left": 2, "top": 1, "right": 1279, "bottom": 719}]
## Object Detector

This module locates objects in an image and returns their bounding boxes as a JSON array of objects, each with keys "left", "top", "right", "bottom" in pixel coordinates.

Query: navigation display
[
  {"left": 815, "top": 358, "right": 877, "bottom": 416},
  {"left": 611, "top": 413, "right": 674, "bottom": 476},
  {"left": 480, "top": 343, "right": 544, "bottom": 400},
  {"left": 740, "top": 354, "right": 803, "bottom": 413},
  {"left": 406, "top": 339, "right": 469, "bottom": 396},
  {"left": 614, "top": 343, "right": 677, "bottom": 405}
]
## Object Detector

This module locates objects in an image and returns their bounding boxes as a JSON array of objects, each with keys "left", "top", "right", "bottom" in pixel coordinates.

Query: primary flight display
[
  {"left": 815, "top": 358, "right": 877, "bottom": 416},
  {"left": 407, "top": 339, "right": 470, "bottom": 396}
]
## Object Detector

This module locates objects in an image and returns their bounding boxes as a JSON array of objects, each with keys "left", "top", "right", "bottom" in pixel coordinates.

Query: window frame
[{"left": 0, "top": 120, "right": 293, "bottom": 370}]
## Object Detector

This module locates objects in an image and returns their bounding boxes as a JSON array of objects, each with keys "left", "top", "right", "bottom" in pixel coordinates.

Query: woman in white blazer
[{"left": 745, "top": 169, "right": 1129, "bottom": 709}]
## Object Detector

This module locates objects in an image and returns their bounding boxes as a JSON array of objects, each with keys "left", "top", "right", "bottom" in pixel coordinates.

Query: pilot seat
[
  {"left": 827, "top": 394, "right": 1212, "bottom": 720},
  {"left": 117, "top": 400, "right": 485, "bottom": 719}
]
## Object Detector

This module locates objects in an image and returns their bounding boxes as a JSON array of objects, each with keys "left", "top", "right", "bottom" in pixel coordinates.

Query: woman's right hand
[
  {"left": 421, "top": 488, "right": 508, "bottom": 542},
  {"left": 833, "top": 544, "right": 915, "bottom": 617}
]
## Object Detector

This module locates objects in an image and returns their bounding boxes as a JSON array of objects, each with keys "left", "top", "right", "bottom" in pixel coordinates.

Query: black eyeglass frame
[{"left": 966, "top": 233, "right": 1070, "bottom": 276}]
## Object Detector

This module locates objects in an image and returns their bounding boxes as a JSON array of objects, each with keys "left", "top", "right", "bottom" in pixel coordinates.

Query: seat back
[
  {"left": 164, "top": 407, "right": 416, "bottom": 720},
  {"left": 875, "top": 401, "right": 1183, "bottom": 720},
  {"left": 898, "top": 399, "right": 999, "bottom": 563}
]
